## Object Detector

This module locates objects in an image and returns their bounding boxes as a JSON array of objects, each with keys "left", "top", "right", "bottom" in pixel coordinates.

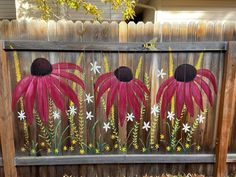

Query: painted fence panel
[{"left": 0, "top": 20, "right": 236, "bottom": 177}]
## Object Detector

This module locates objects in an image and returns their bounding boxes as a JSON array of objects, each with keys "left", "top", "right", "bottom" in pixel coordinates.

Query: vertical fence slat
[
  {"left": 0, "top": 41, "right": 17, "bottom": 177},
  {"left": 215, "top": 41, "right": 236, "bottom": 177}
]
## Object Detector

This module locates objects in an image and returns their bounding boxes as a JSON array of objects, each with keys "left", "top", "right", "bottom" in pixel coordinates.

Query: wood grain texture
[
  {"left": 215, "top": 41, "right": 236, "bottom": 177},
  {"left": 0, "top": 20, "right": 236, "bottom": 177},
  {"left": 0, "top": 41, "right": 17, "bottom": 177}
]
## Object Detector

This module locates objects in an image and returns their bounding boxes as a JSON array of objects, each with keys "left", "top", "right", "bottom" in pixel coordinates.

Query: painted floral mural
[{"left": 11, "top": 47, "right": 219, "bottom": 156}]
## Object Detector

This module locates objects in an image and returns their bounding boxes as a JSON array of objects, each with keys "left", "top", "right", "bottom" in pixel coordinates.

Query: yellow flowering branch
[{"left": 11, "top": 45, "right": 30, "bottom": 149}]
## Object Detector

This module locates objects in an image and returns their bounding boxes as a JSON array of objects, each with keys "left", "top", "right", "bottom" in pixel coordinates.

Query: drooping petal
[
  {"left": 36, "top": 78, "right": 49, "bottom": 123},
  {"left": 45, "top": 76, "right": 65, "bottom": 114},
  {"left": 127, "top": 83, "right": 141, "bottom": 122},
  {"left": 12, "top": 76, "right": 34, "bottom": 109},
  {"left": 94, "top": 72, "right": 113, "bottom": 92},
  {"left": 175, "top": 82, "right": 185, "bottom": 118},
  {"left": 106, "top": 80, "right": 119, "bottom": 117},
  {"left": 50, "top": 76, "right": 80, "bottom": 108},
  {"left": 133, "top": 79, "right": 150, "bottom": 95},
  {"left": 52, "top": 70, "right": 85, "bottom": 90},
  {"left": 24, "top": 78, "right": 37, "bottom": 124},
  {"left": 194, "top": 76, "right": 213, "bottom": 106},
  {"left": 197, "top": 69, "right": 217, "bottom": 93},
  {"left": 118, "top": 83, "right": 127, "bottom": 126},
  {"left": 52, "top": 63, "right": 83, "bottom": 72},
  {"left": 191, "top": 82, "right": 204, "bottom": 111},
  {"left": 95, "top": 76, "right": 117, "bottom": 108},
  {"left": 131, "top": 80, "right": 148, "bottom": 108},
  {"left": 185, "top": 82, "right": 194, "bottom": 117},
  {"left": 160, "top": 80, "right": 177, "bottom": 118},
  {"left": 156, "top": 77, "right": 175, "bottom": 103}
]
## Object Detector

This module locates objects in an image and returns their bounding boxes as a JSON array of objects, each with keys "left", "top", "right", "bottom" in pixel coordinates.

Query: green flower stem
[
  {"left": 150, "top": 114, "right": 159, "bottom": 147},
  {"left": 48, "top": 98, "right": 55, "bottom": 140},
  {"left": 78, "top": 78, "right": 85, "bottom": 146},
  {"left": 68, "top": 114, "right": 79, "bottom": 142},
  {"left": 170, "top": 107, "right": 186, "bottom": 150},
  {"left": 186, "top": 119, "right": 199, "bottom": 143},
  {"left": 132, "top": 121, "right": 139, "bottom": 148},
  {"left": 170, "top": 118, "right": 180, "bottom": 150},
  {"left": 35, "top": 112, "right": 52, "bottom": 148}
]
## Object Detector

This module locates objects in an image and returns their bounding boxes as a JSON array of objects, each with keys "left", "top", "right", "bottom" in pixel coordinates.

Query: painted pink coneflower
[
  {"left": 12, "top": 58, "right": 85, "bottom": 124},
  {"left": 156, "top": 64, "right": 217, "bottom": 118},
  {"left": 94, "top": 66, "right": 150, "bottom": 126}
]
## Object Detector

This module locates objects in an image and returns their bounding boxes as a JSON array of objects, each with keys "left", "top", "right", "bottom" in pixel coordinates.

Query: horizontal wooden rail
[
  {"left": 2, "top": 40, "right": 227, "bottom": 52},
  {"left": 13, "top": 154, "right": 236, "bottom": 166},
  {"left": 14, "top": 154, "right": 215, "bottom": 166}
]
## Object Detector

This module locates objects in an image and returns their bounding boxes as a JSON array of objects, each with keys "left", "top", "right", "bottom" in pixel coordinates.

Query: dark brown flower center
[
  {"left": 114, "top": 66, "right": 133, "bottom": 82},
  {"left": 174, "top": 64, "right": 197, "bottom": 82},
  {"left": 31, "top": 58, "right": 52, "bottom": 76}
]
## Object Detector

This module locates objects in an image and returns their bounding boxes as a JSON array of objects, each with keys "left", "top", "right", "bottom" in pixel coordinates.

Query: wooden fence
[{"left": 0, "top": 20, "right": 236, "bottom": 177}]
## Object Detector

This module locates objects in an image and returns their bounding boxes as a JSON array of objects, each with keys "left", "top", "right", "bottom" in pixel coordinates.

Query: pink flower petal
[
  {"left": 95, "top": 76, "right": 117, "bottom": 108},
  {"left": 175, "top": 82, "right": 185, "bottom": 118},
  {"left": 197, "top": 69, "right": 217, "bottom": 93},
  {"left": 160, "top": 80, "right": 177, "bottom": 118},
  {"left": 12, "top": 76, "right": 33, "bottom": 109},
  {"left": 185, "top": 82, "right": 194, "bottom": 117},
  {"left": 51, "top": 76, "right": 80, "bottom": 108},
  {"left": 195, "top": 76, "right": 213, "bottom": 106},
  {"left": 94, "top": 72, "right": 113, "bottom": 92},
  {"left": 156, "top": 77, "right": 174, "bottom": 103},
  {"left": 191, "top": 82, "right": 204, "bottom": 111},
  {"left": 52, "top": 63, "right": 83, "bottom": 72},
  {"left": 131, "top": 80, "right": 148, "bottom": 108},
  {"left": 127, "top": 83, "right": 141, "bottom": 122},
  {"left": 52, "top": 70, "right": 85, "bottom": 90},
  {"left": 45, "top": 76, "right": 65, "bottom": 114},
  {"left": 118, "top": 83, "right": 127, "bottom": 126},
  {"left": 106, "top": 80, "right": 119, "bottom": 117},
  {"left": 134, "top": 79, "right": 150, "bottom": 95},
  {"left": 24, "top": 78, "right": 37, "bottom": 124}
]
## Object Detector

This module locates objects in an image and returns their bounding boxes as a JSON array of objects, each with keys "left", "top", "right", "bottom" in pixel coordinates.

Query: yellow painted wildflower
[
  {"left": 72, "top": 139, "right": 77, "bottom": 145},
  {"left": 166, "top": 146, "right": 171, "bottom": 151},
  {"left": 88, "top": 143, "right": 93, "bottom": 148},
  {"left": 21, "top": 147, "right": 26, "bottom": 152},
  {"left": 63, "top": 146, "right": 68, "bottom": 151},
  {"left": 111, "top": 134, "right": 116, "bottom": 140},
  {"left": 176, "top": 146, "right": 182, "bottom": 152},
  {"left": 69, "top": 146, "right": 75, "bottom": 152},
  {"left": 114, "top": 143, "right": 119, "bottom": 149},
  {"left": 133, "top": 144, "right": 139, "bottom": 150},
  {"left": 196, "top": 145, "right": 201, "bottom": 151},
  {"left": 95, "top": 149, "right": 100, "bottom": 154},
  {"left": 120, "top": 146, "right": 126, "bottom": 153},
  {"left": 40, "top": 142, "right": 45, "bottom": 147},
  {"left": 185, "top": 143, "right": 190, "bottom": 149},
  {"left": 54, "top": 148, "right": 59, "bottom": 154},
  {"left": 155, "top": 144, "right": 160, "bottom": 150},
  {"left": 31, "top": 149, "right": 36, "bottom": 155},
  {"left": 79, "top": 149, "right": 85, "bottom": 155},
  {"left": 160, "top": 134, "right": 165, "bottom": 140},
  {"left": 142, "top": 147, "right": 147, "bottom": 153},
  {"left": 104, "top": 145, "right": 110, "bottom": 152},
  {"left": 47, "top": 148, "right": 52, "bottom": 153}
]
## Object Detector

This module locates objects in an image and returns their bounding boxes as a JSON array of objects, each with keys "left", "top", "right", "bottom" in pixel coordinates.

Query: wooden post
[
  {"left": 0, "top": 41, "right": 17, "bottom": 177},
  {"left": 215, "top": 41, "right": 236, "bottom": 177}
]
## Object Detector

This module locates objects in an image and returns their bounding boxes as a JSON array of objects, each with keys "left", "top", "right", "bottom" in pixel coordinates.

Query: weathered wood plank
[
  {"left": 0, "top": 41, "right": 17, "bottom": 177},
  {"left": 14, "top": 154, "right": 216, "bottom": 166},
  {"left": 3, "top": 40, "right": 228, "bottom": 52},
  {"left": 215, "top": 41, "right": 236, "bottom": 177}
]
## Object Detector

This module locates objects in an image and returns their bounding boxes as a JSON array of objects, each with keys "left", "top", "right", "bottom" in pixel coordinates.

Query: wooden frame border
[
  {"left": 0, "top": 41, "right": 17, "bottom": 177},
  {"left": 3, "top": 40, "right": 227, "bottom": 52},
  {"left": 0, "top": 40, "right": 235, "bottom": 177},
  {"left": 214, "top": 41, "right": 236, "bottom": 177}
]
